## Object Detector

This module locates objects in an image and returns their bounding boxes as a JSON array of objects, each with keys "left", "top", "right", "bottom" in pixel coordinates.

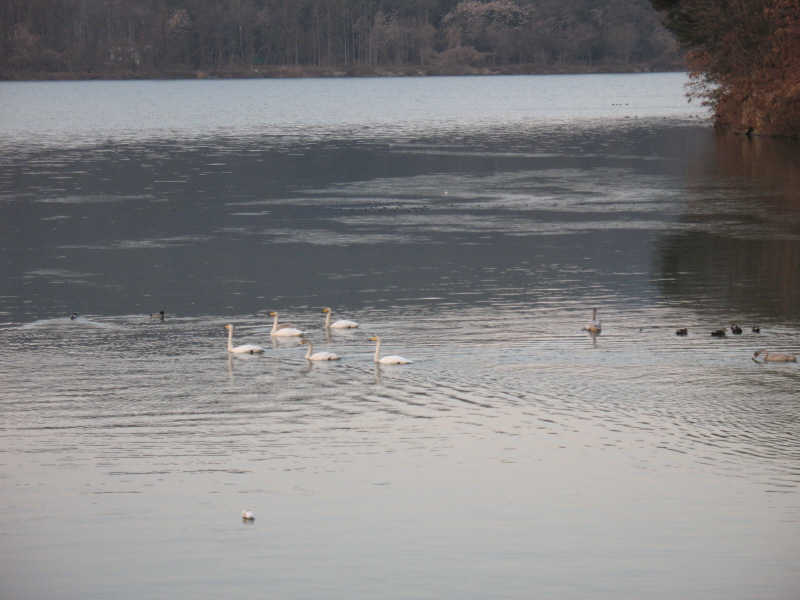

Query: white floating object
[
  {"left": 225, "top": 324, "right": 265, "bottom": 354},
  {"left": 584, "top": 307, "right": 601, "bottom": 332},
  {"left": 753, "top": 349, "right": 797, "bottom": 362},
  {"left": 300, "top": 339, "right": 340, "bottom": 361},
  {"left": 269, "top": 311, "right": 305, "bottom": 337},
  {"left": 242, "top": 510, "right": 255, "bottom": 520},
  {"left": 323, "top": 307, "right": 359, "bottom": 329},
  {"left": 370, "top": 335, "right": 412, "bottom": 364}
]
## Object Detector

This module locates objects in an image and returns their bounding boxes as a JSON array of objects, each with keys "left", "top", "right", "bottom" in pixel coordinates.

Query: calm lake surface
[{"left": 1, "top": 73, "right": 799, "bottom": 599}]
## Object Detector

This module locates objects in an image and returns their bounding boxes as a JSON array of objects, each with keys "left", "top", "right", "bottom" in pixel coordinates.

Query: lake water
[{"left": 1, "top": 73, "right": 799, "bottom": 599}]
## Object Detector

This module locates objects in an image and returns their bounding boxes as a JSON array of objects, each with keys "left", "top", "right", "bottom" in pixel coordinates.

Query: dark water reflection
[
  {"left": 1, "top": 76, "right": 799, "bottom": 600},
  {"left": 0, "top": 118, "right": 718, "bottom": 320},
  {"left": 2, "top": 119, "right": 799, "bottom": 324},
  {"left": 657, "top": 134, "right": 800, "bottom": 321}
]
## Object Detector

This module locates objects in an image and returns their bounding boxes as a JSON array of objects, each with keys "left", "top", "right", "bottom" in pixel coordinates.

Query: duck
[
  {"left": 150, "top": 310, "right": 165, "bottom": 320},
  {"left": 225, "top": 324, "right": 265, "bottom": 354},
  {"left": 269, "top": 312, "right": 304, "bottom": 337},
  {"left": 299, "top": 339, "right": 340, "bottom": 361},
  {"left": 676, "top": 328, "right": 688, "bottom": 336},
  {"left": 583, "top": 308, "right": 601, "bottom": 332},
  {"left": 70, "top": 312, "right": 78, "bottom": 320},
  {"left": 322, "top": 307, "right": 359, "bottom": 329},
  {"left": 710, "top": 329, "right": 727, "bottom": 337},
  {"left": 752, "top": 349, "right": 797, "bottom": 362},
  {"left": 751, "top": 326, "right": 761, "bottom": 333},
  {"left": 370, "top": 336, "right": 412, "bottom": 364},
  {"left": 242, "top": 510, "right": 255, "bottom": 521},
  {"left": 730, "top": 324, "right": 743, "bottom": 334}
]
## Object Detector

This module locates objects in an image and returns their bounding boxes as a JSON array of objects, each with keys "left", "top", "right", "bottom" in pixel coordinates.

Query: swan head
[
  {"left": 225, "top": 324, "right": 231, "bottom": 330},
  {"left": 300, "top": 339, "right": 310, "bottom": 345},
  {"left": 322, "top": 307, "right": 332, "bottom": 314},
  {"left": 369, "top": 336, "right": 380, "bottom": 341},
  {"left": 269, "top": 311, "right": 277, "bottom": 317}
]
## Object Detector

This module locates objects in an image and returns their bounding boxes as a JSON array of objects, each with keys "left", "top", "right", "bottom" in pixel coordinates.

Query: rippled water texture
[{"left": 1, "top": 74, "right": 799, "bottom": 600}]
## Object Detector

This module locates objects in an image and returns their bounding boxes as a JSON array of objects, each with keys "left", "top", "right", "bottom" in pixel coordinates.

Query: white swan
[
  {"left": 323, "top": 307, "right": 359, "bottom": 329},
  {"left": 584, "top": 308, "right": 601, "bottom": 332},
  {"left": 242, "top": 510, "right": 255, "bottom": 521},
  {"left": 370, "top": 336, "right": 412, "bottom": 364},
  {"left": 225, "top": 324, "right": 265, "bottom": 354},
  {"left": 300, "top": 339, "right": 340, "bottom": 361},
  {"left": 753, "top": 349, "right": 797, "bottom": 362},
  {"left": 269, "top": 312, "right": 305, "bottom": 337}
]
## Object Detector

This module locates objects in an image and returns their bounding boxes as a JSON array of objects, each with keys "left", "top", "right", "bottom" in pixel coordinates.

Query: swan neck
[
  {"left": 227, "top": 326, "right": 234, "bottom": 351},
  {"left": 305, "top": 342, "right": 314, "bottom": 359},
  {"left": 324, "top": 310, "right": 331, "bottom": 328},
  {"left": 373, "top": 338, "right": 381, "bottom": 362},
  {"left": 271, "top": 313, "right": 279, "bottom": 334}
]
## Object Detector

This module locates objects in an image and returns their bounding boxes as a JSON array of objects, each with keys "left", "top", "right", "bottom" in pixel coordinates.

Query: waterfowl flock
[
  {"left": 225, "top": 307, "right": 411, "bottom": 364},
  {"left": 64, "top": 307, "right": 794, "bottom": 367}
]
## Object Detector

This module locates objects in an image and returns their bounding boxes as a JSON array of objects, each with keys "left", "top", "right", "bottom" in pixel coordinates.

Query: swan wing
[
  {"left": 379, "top": 355, "right": 413, "bottom": 364},
  {"left": 232, "top": 344, "right": 265, "bottom": 354},
  {"left": 311, "top": 352, "right": 341, "bottom": 361},
  {"left": 331, "top": 319, "right": 359, "bottom": 329},
  {"left": 272, "top": 327, "right": 305, "bottom": 337},
  {"left": 767, "top": 353, "right": 797, "bottom": 362}
]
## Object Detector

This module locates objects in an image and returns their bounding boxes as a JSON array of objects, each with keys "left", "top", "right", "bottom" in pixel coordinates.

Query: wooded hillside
[
  {"left": 651, "top": 0, "right": 800, "bottom": 137},
  {"left": 1, "top": 0, "right": 682, "bottom": 78}
]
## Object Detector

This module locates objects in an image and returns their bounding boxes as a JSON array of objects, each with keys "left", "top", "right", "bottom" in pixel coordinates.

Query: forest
[{"left": 0, "top": 0, "right": 683, "bottom": 78}]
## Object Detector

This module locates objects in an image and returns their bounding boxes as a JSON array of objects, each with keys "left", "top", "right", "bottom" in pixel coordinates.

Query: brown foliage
[{"left": 661, "top": 0, "right": 800, "bottom": 136}]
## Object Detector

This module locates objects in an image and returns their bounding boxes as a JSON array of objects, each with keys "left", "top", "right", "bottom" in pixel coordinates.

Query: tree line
[{"left": 1, "top": 0, "right": 682, "bottom": 77}]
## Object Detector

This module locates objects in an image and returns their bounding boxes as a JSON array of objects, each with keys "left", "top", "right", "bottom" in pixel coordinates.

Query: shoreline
[{"left": 1, "top": 62, "right": 685, "bottom": 82}]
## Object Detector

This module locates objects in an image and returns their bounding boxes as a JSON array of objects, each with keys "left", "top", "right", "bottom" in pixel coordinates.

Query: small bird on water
[
  {"left": 70, "top": 313, "right": 78, "bottom": 320},
  {"left": 710, "top": 329, "right": 727, "bottom": 337},
  {"left": 730, "top": 324, "right": 743, "bottom": 334},
  {"left": 150, "top": 311, "right": 165, "bottom": 320},
  {"left": 753, "top": 349, "right": 797, "bottom": 362},
  {"left": 583, "top": 308, "right": 601, "bottom": 333},
  {"left": 752, "top": 326, "right": 761, "bottom": 333},
  {"left": 676, "top": 328, "right": 688, "bottom": 336}
]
